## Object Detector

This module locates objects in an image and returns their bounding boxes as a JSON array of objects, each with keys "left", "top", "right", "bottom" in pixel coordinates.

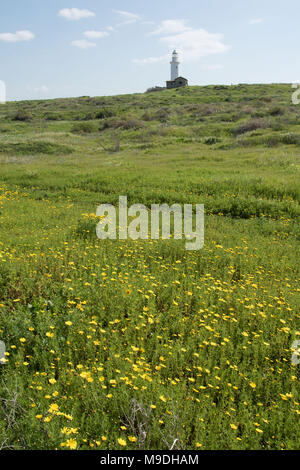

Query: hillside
[{"left": 0, "top": 84, "right": 299, "bottom": 450}]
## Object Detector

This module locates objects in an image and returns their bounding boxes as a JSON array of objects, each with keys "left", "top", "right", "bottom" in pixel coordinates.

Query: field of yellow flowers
[{"left": 0, "top": 84, "right": 299, "bottom": 450}]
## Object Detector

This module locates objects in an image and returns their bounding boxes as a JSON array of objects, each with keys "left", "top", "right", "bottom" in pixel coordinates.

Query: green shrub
[
  {"left": 231, "top": 118, "right": 269, "bottom": 136},
  {"left": 268, "top": 106, "right": 285, "bottom": 116},
  {"left": 0, "top": 141, "right": 73, "bottom": 155},
  {"left": 13, "top": 109, "right": 33, "bottom": 122},
  {"left": 71, "top": 122, "right": 98, "bottom": 134},
  {"left": 0, "top": 265, "right": 11, "bottom": 299},
  {"left": 95, "top": 109, "right": 114, "bottom": 119},
  {"left": 101, "top": 117, "right": 145, "bottom": 131},
  {"left": 280, "top": 132, "right": 300, "bottom": 145},
  {"left": 203, "top": 136, "right": 221, "bottom": 145},
  {"left": 237, "top": 132, "right": 300, "bottom": 148},
  {"left": 152, "top": 108, "right": 171, "bottom": 122},
  {"left": 74, "top": 219, "right": 97, "bottom": 239}
]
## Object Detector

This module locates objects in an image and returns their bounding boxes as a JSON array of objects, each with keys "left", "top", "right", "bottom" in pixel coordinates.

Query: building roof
[{"left": 166, "top": 76, "right": 188, "bottom": 83}]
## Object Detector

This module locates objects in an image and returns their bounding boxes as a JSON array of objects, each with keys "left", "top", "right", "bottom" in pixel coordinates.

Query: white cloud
[
  {"left": 58, "top": 8, "right": 95, "bottom": 21},
  {"left": 132, "top": 55, "right": 168, "bottom": 65},
  {"left": 201, "top": 64, "right": 223, "bottom": 70},
  {"left": 141, "top": 21, "right": 156, "bottom": 26},
  {"left": 71, "top": 39, "right": 96, "bottom": 49},
  {"left": 114, "top": 10, "right": 141, "bottom": 25},
  {"left": 161, "top": 29, "right": 230, "bottom": 61},
  {"left": 33, "top": 85, "right": 49, "bottom": 93},
  {"left": 134, "top": 20, "right": 230, "bottom": 64},
  {"left": 84, "top": 30, "right": 109, "bottom": 39},
  {"left": 249, "top": 18, "right": 263, "bottom": 24},
  {"left": 149, "top": 19, "right": 190, "bottom": 36},
  {"left": 0, "top": 30, "right": 34, "bottom": 43}
]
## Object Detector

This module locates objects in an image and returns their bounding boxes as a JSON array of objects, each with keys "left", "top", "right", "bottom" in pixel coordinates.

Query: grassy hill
[{"left": 0, "top": 84, "right": 299, "bottom": 450}]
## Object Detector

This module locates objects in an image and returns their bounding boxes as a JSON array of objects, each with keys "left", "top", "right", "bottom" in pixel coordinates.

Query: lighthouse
[
  {"left": 170, "top": 50, "right": 179, "bottom": 81},
  {"left": 166, "top": 50, "right": 188, "bottom": 90}
]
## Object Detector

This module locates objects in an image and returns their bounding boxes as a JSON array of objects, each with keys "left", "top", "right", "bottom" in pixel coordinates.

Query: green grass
[{"left": 0, "top": 84, "right": 299, "bottom": 450}]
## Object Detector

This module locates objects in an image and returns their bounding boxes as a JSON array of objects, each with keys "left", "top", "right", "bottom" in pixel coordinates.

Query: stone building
[{"left": 166, "top": 76, "right": 188, "bottom": 89}]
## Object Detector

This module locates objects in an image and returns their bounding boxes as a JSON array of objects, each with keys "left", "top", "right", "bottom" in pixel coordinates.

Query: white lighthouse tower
[
  {"left": 166, "top": 50, "right": 188, "bottom": 89},
  {"left": 170, "top": 50, "right": 179, "bottom": 81}
]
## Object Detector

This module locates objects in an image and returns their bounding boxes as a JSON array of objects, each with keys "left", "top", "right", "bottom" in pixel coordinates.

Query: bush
[
  {"left": 0, "top": 265, "right": 11, "bottom": 299},
  {"left": 74, "top": 220, "right": 96, "bottom": 239},
  {"left": 71, "top": 122, "right": 98, "bottom": 134},
  {"left": 280, "top": 133, "right": 300, "bottom": 145},
  {"left": 196, "top": 106, "right": 215, "bottom": 117},
  {"left": 13, "top": 109, "right": 33, "bottom": 122},
  {"left": 0, "top": 142, "right": 73, "bottom": 155},
  {"left": 203, "top": 136, "right": 221, "bottom": 145},
  {"left": 45, "top": 113, "right": 63, "bottom": 121},
  {"left": 237, "top": 132, "right": 300, "bottom": 148},
  {"left": 83, "top": 113, "right": 96, "bottom": 121},
  {"left": 145, "top": 86, "right": 166, "bottom": 93},
  {"left": 152, "top": 108, "right": 171, "bottom": 122},
  {"left": 268, "top": 106, "right": 285, "bottom": 116},
  {"left": 142, "top": 111, "right": 153, "bottom": 122},
  {"left": 101, "top": 118, "right": 145, "bottom": 131},
  {"left": 230, "top": 119, "right": 269, "bottom": 136},
  {"left": 95, "top": 109, "right": 114, "bottom": 119}
]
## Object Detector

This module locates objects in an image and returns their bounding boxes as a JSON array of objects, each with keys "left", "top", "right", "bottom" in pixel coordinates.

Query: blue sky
[{"left": 1, "top": 0, "right": 299, "bottom": 101}]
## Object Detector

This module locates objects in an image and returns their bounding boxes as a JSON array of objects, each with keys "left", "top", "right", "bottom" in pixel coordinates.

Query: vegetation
[{"left": 0, "top": 84, "right": 299, "bottom": 450}]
